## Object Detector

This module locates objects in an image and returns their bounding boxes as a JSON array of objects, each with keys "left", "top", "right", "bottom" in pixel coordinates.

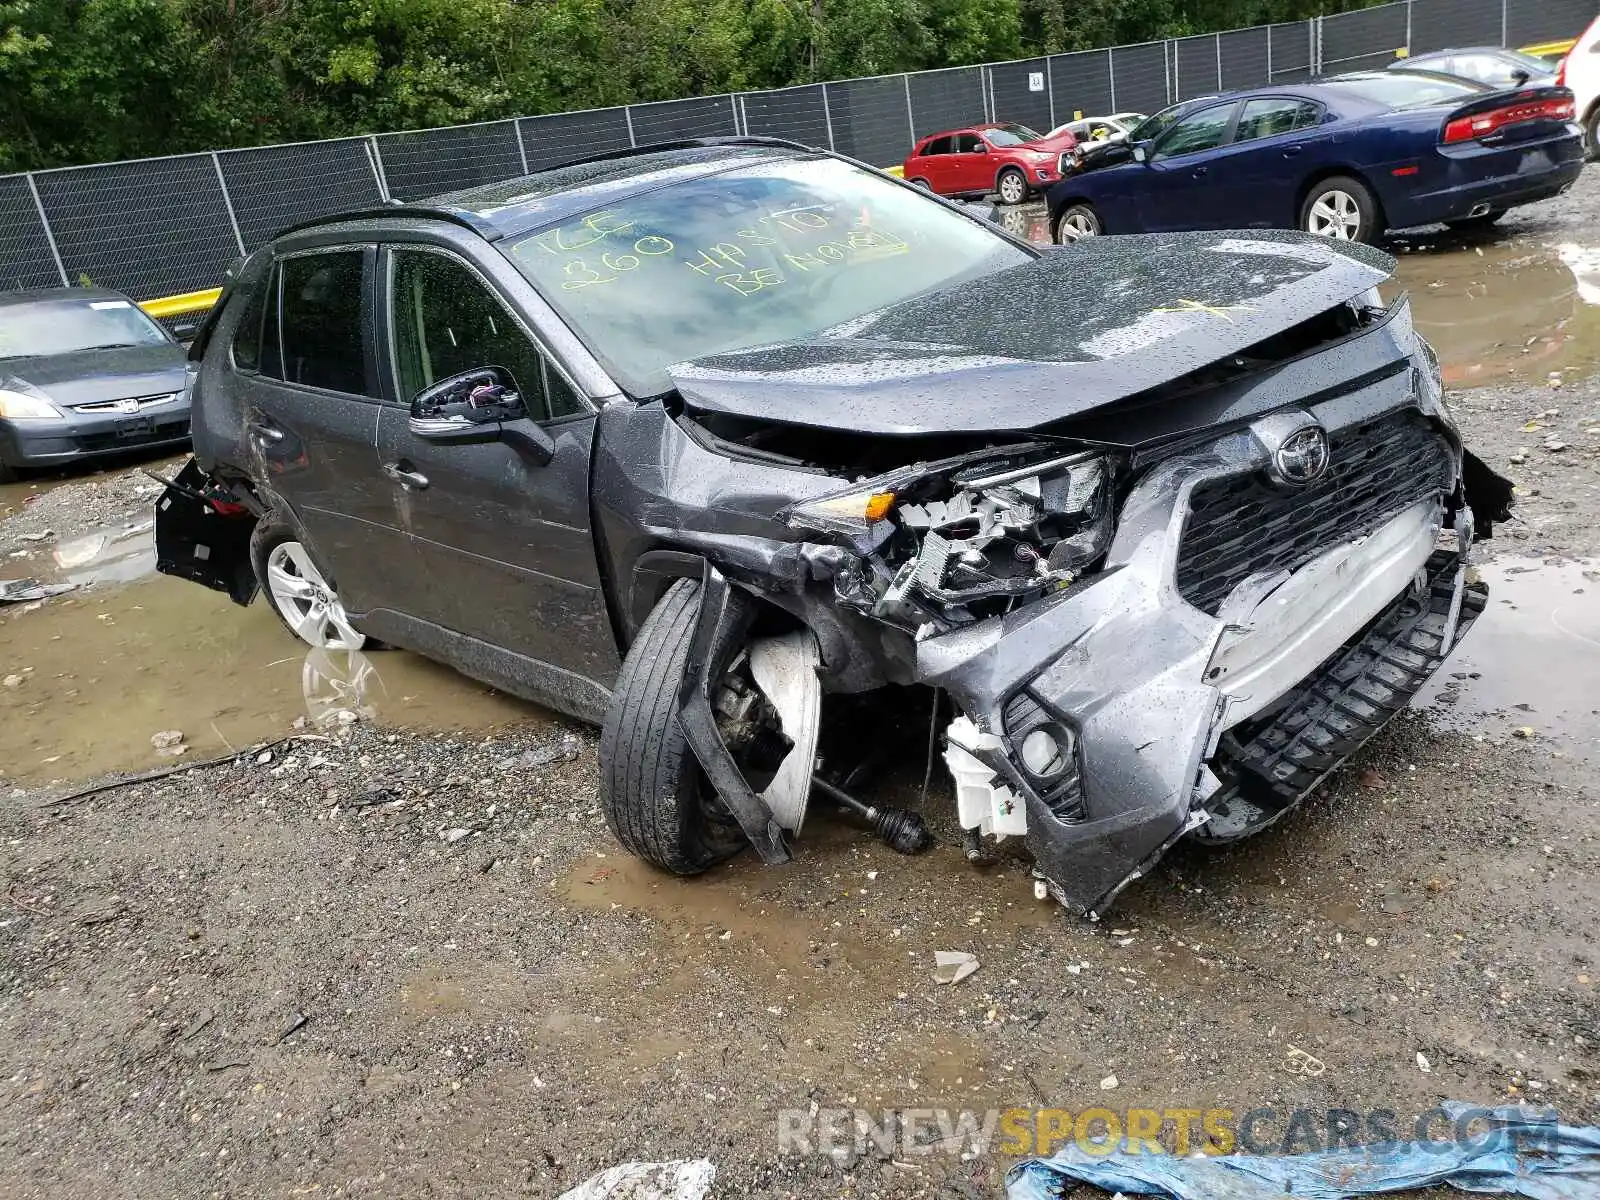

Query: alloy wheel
[
  {"left": 266, "top": 540, "right": 366, "bottom": 649},
  {"left": 1306, "top": 190, "right": 1361, "bottom": 239},
  {"left": 1057, "top": 211, "right": 1099, "bottom": 241},
  {"left": 998, "top": 172, "right": 1027, "bottom": 205}
]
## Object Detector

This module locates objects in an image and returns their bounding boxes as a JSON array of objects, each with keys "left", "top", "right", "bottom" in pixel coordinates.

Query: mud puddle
[
  {"left": 0, "top": 571, "right": 546, "bottom": 787},
  {"left": 1392, "top": 237, "right": 1600, "bottom": 388},
  {"left": 1005, "top": 202, "right": 1600, "bottom": 389},
  {"left": 1416, "top": 555, "right": 1600, "bottom": 761}
]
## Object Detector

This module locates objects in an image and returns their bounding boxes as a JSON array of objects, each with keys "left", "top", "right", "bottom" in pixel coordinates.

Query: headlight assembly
[{"left": 0, "top": 389, "right": 64, "bottom": 421}]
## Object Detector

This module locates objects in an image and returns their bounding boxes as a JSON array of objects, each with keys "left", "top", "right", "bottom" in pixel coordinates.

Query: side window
[
  {"left": 260, "top": 263, "right": 283, "bottom": 379},
  {"left": 1454, "top": 54, "right": 1506, "bottom": 84},
  {"left": 923, "top": 136, "right": 952, "bottom": 156},
  {"left": 230, "top": 274, "right": 266, "bottom": 372},
  {"left": 1152, "top": 105, "right": 1235, "bottom": 159},
  {"left": 278, "top": 251, "right": 370, "bottom": 395},
  {"left": 390, "top": 249, "right": 583, "bottom": 422},
  {"left": 955, "top": 133, "right": 984, "bottom": 153},
  {"left": 1234, "top": 98, "right": 1323, "bottom": 143}
]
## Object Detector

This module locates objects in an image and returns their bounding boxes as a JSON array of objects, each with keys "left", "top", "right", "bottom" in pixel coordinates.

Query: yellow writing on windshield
[{"left": 526, "top": 203, "right": 911, "bottom": 295}]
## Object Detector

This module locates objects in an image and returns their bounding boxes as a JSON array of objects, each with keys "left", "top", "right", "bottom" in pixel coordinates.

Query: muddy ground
[{"left": 1, "top": 176, "right": 1598, "bottom": 1200}]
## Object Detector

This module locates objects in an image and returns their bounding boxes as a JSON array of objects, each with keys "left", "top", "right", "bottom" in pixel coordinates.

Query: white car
[
  {"left": 1045, "top": 112, "right": 1146, "bottom": 145},
  {"left": 1557, "top": 13, "right": 1600, "bottom": 156}
]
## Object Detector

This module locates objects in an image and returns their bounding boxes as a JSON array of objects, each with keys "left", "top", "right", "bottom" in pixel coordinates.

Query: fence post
[
  {"left": 820, "top": 84, "right": 837, "bottom": 151},
  {"left": 1215, "top": 33, "right": 1223, "bottom": 91},
  {"left": 1499, "top": 0, "right": 1508, "bottom": 46},
  {"left": 25, "top": 173, "right": 68, "bottom": 287},
  {"left": 1267, "top": 24, "right": 1274, "bottom": 81},
  {"left": 1404, "top": 0, "right": 1413, "bottom": 54},
  {"left": 1108, "top": 50, "right": 1118, "bottom": 110},
  {"left": 210, "top": 152, "right": 247, "bottom": 256},
  {"left": 1046, "top": 57, "right": 1057, "bottom": 128},
  {"left": 515, "top": 122, "right": 530, "bottom": 175},
  {"left": 623, "top": 106, "right": 637, "bottom": 148},
  {"left": 364, "top": 136, "right": 391, "bottom": 202},
  {"left": 902, "top": 74, "right": 915, "bottom": 140}
]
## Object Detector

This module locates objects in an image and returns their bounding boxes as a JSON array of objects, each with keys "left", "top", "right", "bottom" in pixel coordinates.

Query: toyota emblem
[{"left": 1274, "top": 426, "right": 1331, "bottom": 485}]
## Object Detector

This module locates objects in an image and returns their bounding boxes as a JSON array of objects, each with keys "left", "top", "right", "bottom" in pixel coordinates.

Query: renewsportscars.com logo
[{"left": 777, "top": 1105, "right": 1563, "bottom": 1160}]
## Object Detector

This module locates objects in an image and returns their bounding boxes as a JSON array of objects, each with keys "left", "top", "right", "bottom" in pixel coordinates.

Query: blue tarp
[{"left": 1007, "top": 1104, "right": 1600, "bottom": 1200}]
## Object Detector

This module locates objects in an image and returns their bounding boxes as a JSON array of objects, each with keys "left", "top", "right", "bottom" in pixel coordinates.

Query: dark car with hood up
[
  {"left": 0, "top": 287, "right": 190, "bottom": 481},
  {"left": 154, "top": 137, "right": 1512, "bottom": 917}
]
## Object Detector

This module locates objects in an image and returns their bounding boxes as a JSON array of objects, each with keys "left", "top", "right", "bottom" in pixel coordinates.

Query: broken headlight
[{"left": 805, "top": 447, "right": 1118, "bottom": 631}]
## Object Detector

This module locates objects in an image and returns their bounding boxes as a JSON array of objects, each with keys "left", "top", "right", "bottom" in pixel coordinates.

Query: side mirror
[
  {"left": 1131, "top": 141, "right": 1152, "bottom": 163},
  {"left": 1509, "top": 68, "right": 1530, "bottom": 86},
  {"left": 408, "top": 365, "right": 554, "bottom": 466}
]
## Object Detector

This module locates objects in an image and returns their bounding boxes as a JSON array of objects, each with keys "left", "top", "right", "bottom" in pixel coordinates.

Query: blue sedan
[{"left": 1045, "top": 71, "right": 1584, "bottom": 244}]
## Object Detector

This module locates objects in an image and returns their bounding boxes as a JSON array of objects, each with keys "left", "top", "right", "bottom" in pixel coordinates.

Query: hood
[
  {"left": 0, "top": 343, "right": 188, "bottom": 408},
  {"left": 670, "top": 231, "right": 1394, "bottom": 437}
]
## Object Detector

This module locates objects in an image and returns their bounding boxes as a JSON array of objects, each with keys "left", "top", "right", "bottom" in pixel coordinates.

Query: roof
[
  {"left": 278, "top": 138, "right": 823, "bottom": 244},
  {"left": 0, "top": 286, "right": 134, "bottom": 308}
]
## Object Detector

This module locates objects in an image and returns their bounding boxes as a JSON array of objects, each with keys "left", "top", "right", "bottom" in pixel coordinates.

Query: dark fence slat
[
  {"left": 0, "top": 176, "right": 63, "bottom": 291},
  {"left": 33, "top": 156, "right": 240, "bottom": 298},
  {"left": 219, "top": 140, "right": 382, "bottom": 250}
]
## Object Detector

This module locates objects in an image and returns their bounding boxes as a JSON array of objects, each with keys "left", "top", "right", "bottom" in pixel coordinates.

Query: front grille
[
  {"left": 75, "top": 392, "right": 179, "bottom": 414},
  {"left": 1176, "top": 411, "right": 1454, "bottom": 616}
]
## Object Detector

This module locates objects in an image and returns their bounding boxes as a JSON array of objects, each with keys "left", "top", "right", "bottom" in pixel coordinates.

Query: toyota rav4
[{"left": 154, "top": 137, "right": 1512, "bottom": 916}]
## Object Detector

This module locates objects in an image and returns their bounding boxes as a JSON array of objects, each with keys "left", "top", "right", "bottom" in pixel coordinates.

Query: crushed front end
[{"left": 778, "top": 296, "right": 1510, "bottom": 916}]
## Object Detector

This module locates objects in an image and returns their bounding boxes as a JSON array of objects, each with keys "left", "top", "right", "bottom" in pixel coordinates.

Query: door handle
[
  {"left": 1282, "top": 145, "right": 1303, "bottom": 157},
  {"left": 247, "top": 419, "right": 284, "bottom": 444},
  {"left": 383, "top": 462, "right": 429, "bottom": 490}
]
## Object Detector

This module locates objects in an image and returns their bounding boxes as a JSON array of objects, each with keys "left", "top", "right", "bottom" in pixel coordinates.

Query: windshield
[
  {"left": 1325, "top": 72, "right": 1486, "bottom": 108},
  {"left": 503, "top": 156, "right": 1030, "bottom": 396},
  {"left": 984, "top": 124, "right": 1044, "bottom": 146},
  {"left": 0, "top": 297, "right": 169, "bottom": 360}
]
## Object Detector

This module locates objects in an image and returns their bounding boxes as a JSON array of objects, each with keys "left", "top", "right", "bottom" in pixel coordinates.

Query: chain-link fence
[{"left": 0, "top": 0, "right": 1588, "bottom": 303}]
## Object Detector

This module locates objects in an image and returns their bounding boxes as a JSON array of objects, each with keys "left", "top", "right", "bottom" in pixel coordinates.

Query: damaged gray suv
[{"left": 155, "top": 137, "right": 1512, "bottom": 916}]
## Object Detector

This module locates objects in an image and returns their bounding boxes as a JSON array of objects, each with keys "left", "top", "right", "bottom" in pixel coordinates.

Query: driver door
[
  {"left": 374, "top": 243, "right": 621, "bottom": 692},
  {"left": 1137, "top": 102, "right": 1239, "bottom": 231}
]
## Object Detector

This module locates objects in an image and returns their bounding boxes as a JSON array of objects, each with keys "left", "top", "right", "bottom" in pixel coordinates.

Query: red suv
[{"left": 902, "top": 122, "right": 1080, "bottom": 205}]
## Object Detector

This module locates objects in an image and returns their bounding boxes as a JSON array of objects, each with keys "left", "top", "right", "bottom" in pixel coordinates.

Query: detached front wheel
[{"left": 599, "top": 579, "right": 750, "bottom": 875}]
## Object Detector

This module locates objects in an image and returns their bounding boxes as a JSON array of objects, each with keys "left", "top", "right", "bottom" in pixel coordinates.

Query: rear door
[
  {"left": 948, "top": 132, "right": 990, "bottom": 194},
  {"left": 1138, "top": 101, "right": 1240, "bottom": 230},
  {"left": 914, "top": 135, "right": 953, "bottom": 191},
  {"left": 374, "top": 242, "right": 620, "bottom": 688},
  {"left": 238, "top": 245, "right": 415, "bottom": 615}
]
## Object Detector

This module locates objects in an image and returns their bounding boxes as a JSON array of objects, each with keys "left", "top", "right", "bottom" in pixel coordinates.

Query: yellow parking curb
[{"left": 139, "top": 287, "right": 222, "bottom": 319}]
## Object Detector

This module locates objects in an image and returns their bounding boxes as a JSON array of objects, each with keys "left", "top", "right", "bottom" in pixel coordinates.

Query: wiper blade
[{"left": 75, "top": 342, "right": 143, "bottom": 351}]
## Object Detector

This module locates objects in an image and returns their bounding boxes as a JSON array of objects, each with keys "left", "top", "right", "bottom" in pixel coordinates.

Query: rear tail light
[
  {"left": 1555, "top": 54, "right": 1568, "bottom": 88},
  {"left": 1442, "top": 96, "right": 1576, "bottom": 143}
]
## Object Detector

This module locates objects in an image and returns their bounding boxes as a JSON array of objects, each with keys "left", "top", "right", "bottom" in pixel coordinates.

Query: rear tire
[
  {"left": 599, "top": 579, "right": 750, "bottom": 875},
  {"left": 0, "top": 459, "right": 18, "bottom": 485},
  {"left": 250, "top": 514, "right": 369, "bottom": 650},
  {"left": 1053, "top": 203, "right": 1102, "bottom": 242},
  {"left": 910, "top": 177, "right": 933, "bottom": 190},
  {"left": 1584, "top": 105, "right": 1600, "bottom": 160},
  {"left": 996, "top": 168, "right": 1029, "bottom": 206},
  {"left": 1300, "top": 175, "right": 1381, "bottom": 243},
  {"left": 1445, "top": 209, "right": 1505, "bottom": 231}
]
